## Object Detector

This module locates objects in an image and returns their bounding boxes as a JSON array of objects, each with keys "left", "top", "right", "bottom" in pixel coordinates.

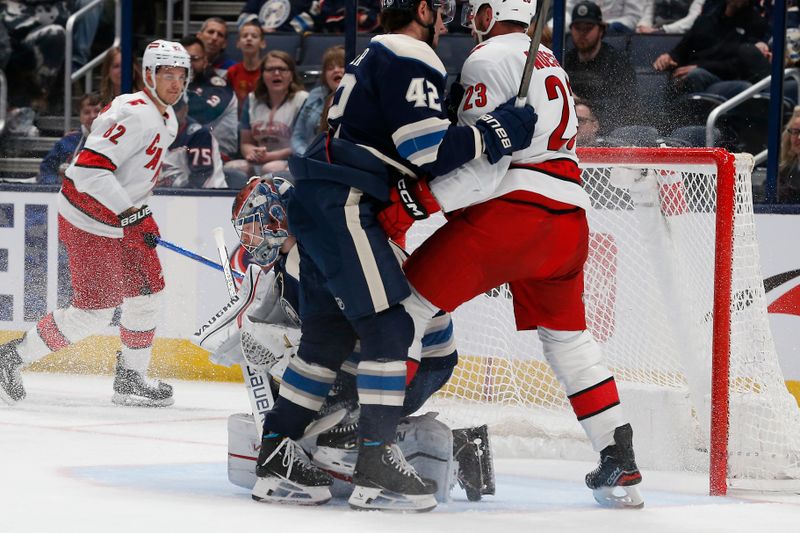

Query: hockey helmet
[
  {"left": 381, "top": 0, "right": 456, "bottom": 24},
  {"left": 462, "top": 0, "right": 536, "bottom": 36},
  {"left": 142, "top": 39, "right": 192, "bottom": 107},
  {"left": 231, "top": 176, "right": 290, "bottom": 269}
]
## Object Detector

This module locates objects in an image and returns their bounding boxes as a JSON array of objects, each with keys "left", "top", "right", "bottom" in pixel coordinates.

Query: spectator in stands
[
  {"left": 778, "top": 106, "right": 800, "bottom": 203},
  {"left": 291, "top": 45, "right": 345, "bottom": 156},
  {"left": 2, "top": 1, "right": 68, "bottom": 133},
  {"left": 318, "top": 0, "right": 381, "bottom": 32},
  {"left": 226, "top": 21, "right": 266, "bottom": 111},
  {"left": 99, "top": 46, "right": 144, "bottom": 105},
  {"left": 225, "top": 51, "right": 308, "bottom": 175},
  {"left": 158, "top": 97, "right": 229, "bottom": 189},
  {"left": 238, "top": 0, "right": 319, "bottom": 34},
  {"left": 637, "top": 0, "right": 705, "bottom": 34},
  {"left": 181, "top": 36, "right": 240, "bottom": 160},
  {"left": 564, "top": 0, "right": 643, "bottom": 34},
  {"left": 574, "top": 97, "right": 604, "bottom": 146},
  {"left": 653, "top": 0, "right": 770, "bottom": 97},
  {"left": 197, "top": 17, "right": 235, "bottom": 76},
  {"left": 38, "top": 92, "right": 102, "bottom": 185},
  {"left": 564, "top": 2, "right": 640, "bottom": 133}
]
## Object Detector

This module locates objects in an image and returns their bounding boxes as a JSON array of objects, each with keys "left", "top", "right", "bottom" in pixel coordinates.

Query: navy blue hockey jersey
[{"left": 327, "top": 33, "right": 482, "bottom": 179}]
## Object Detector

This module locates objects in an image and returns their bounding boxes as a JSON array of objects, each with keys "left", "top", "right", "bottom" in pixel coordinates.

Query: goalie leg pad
[{"left": 395, "top": 412, "right": 455, "bottom": 503}]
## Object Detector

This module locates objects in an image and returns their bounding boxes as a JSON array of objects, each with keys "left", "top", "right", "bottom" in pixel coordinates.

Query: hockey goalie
[{"left": 192, "top": 176, "right": 494, "bottom": 503}]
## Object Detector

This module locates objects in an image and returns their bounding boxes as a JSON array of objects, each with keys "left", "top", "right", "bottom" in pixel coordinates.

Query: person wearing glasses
[
  {"left": 247, "top": 0, "right": 535, "bottom": 512},
  {"left": 180, "top": 36, "right": 240, "bottom": 160},
  {"left": 779, "top": 107, "right": 800, "bottom": 203},
  {"left": 225, "top": 51, "right": 308, "bottom": 176}
]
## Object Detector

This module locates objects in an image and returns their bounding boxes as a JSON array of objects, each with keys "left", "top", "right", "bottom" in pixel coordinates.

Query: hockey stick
[
  {"left": 156, "top": 237, "right": 245, "bottom": 281},
  {"left": 212, "top": 227, "right": 275, "bottom": 440},
  {"left": 516, "top": 0, "right": 552, "bottom": 107}
]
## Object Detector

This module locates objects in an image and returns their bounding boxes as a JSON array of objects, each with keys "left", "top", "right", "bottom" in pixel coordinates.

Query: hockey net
[{"left": 406, "top": 148, "right": 800, "bottom": 494}]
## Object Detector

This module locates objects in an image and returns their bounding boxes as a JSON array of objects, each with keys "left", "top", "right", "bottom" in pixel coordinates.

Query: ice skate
[
  {"left": 112, "top": 353, "right": 174, "bottom": 407},
  {"left": 585, "top": 423, "right": 644, "bottom": 509},
  {"left": 348, "top": 441, "right": 438, "bottom": 512},
  {"left": 312, "top": 418, "right": 359, "bottom": 479},
  {"left": 0, "top": 338, "right": 25, "bottom": 405},
  {"left": 452, "top": 424, "right": 495, "bottom": 501},
  {"left": 252, "top": 433, "right": 333, "bottom": 505}
]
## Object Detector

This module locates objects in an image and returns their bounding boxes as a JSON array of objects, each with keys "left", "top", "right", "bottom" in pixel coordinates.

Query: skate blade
[
  {"left": 592, "top": 484, "right": 644, "bottom": 509},
  {"left": 348, "top": 485, "right": 437, "bottom": 513},
  {"left": 112, "top": 393, "right": 175, "bottom": 408},
  {"left": 311, "top": 446, "right": 357, "bottom": 478},
  {"left": 251, "top": 476, "right": 332, "bottom": 505}
]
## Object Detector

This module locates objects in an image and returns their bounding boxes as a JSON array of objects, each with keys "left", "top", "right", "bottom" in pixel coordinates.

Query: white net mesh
[{"left": 407, "top": 149, "right": 800, "bottom": 489}]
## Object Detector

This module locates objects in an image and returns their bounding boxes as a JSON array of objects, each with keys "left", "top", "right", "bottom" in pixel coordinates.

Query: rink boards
[{"left": 0, "top": 187, "right": 798, "bottom": 403}]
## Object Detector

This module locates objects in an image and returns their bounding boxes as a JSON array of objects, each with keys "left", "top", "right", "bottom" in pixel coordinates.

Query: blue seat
[
  {"left": 435, "top": 34, "right": 475, "bottom": 74},
  {"left": 635, "top": 71, "right": 671, "bottom": 127},
  {"left": 298, "top": 33, "right": 372, "bottom": 70},
  {"left": 628, "top": 33, "right": 683, "bottom": 73}
]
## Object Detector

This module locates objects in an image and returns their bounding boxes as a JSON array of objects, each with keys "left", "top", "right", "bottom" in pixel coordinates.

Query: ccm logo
[
  {"left": 397, "top": 178, "right": 427, "bottom": 219},
  {"left": 479, "top": 115, "right": 513, "bottom": 149}
]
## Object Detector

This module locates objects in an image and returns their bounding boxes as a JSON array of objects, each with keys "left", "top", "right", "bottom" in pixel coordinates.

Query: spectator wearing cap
[
  {"left": 565, "top": 0, "right": 643, "bottom": 34},
  {"left": 564, "top": 1, "right": 640, "bottom": 134}
]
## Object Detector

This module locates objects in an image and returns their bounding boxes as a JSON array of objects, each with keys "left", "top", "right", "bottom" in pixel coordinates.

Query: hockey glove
[
  {"left": 120, "top": 205, "right": 160, "bottom": 250},
  {"left": 445, "top": 76, "right": 465, "bottom": 124},
  {"left": 475, "top": 98, "right": 538, "bottom": 164},
  {"left": 119, "top": 205, "right": 164, "bottom": 292},
  {"left": 377, "top": 177, "right": 440, "bottom": 243}
]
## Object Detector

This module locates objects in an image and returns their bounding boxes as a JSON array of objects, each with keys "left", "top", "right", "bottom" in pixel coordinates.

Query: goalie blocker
[{"left": 226, "top": 411, "right": 495, "bottom": 503}]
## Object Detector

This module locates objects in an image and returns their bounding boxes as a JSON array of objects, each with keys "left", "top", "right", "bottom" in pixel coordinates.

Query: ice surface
[{"left": 2, "top": 373, "right": 799, "bottom": 533}]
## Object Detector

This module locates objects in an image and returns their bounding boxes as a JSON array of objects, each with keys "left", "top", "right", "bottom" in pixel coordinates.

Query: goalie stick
[
  {"left": 516, "top": 0, "right": 552, "bottom": 107},
  {"left": 213, "top": 227, "right": 275, "bottom": 440}
]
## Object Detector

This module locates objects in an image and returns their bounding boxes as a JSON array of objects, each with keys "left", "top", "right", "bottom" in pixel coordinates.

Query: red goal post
[{"left": 408, "top": 147, "right": 800, "bottom": 496}]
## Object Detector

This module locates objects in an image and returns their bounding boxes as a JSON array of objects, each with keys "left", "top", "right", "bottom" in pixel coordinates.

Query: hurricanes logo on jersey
[{"left": 144, "top": 133, "right": 163, "bottom": 172}]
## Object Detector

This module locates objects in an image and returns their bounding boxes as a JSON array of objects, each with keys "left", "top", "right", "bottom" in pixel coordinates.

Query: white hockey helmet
[
  {"left": 142, "top": 39, "right": 191, "bottom": 107},
  {"left": 462, "top": 0, "right": 536, "bottom": 37}
]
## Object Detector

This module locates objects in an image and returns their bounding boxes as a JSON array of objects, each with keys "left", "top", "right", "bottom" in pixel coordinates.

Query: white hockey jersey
[
  {"left": 60, "top": 91, "right": 178, "bottom": 237},
  {"left": 430, "top": 33, "right": 591, "bottom": 212}
]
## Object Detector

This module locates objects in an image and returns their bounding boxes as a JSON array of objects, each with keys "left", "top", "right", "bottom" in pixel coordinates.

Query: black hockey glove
[
  {"left": 445, "top": 76, "right": 465, "bottom": 124},
  {"left": 475, "top": 98, "right": 538, "bottom": 164}
]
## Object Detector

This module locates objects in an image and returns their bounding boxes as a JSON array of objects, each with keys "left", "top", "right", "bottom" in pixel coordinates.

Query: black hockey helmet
[{"left": 381, "top": 0, "right": 455, "bottom": 24}]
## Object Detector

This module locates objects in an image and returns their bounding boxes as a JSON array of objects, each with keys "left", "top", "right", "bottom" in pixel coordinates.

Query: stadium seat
[
  {"left": 435, "top": 34, "right": 475, "bottom": 74},
  {"left": 634, "top": 71, "right": 671, "bottom": 129},
  {"left": 298, "top": 33, "right": 371, "bottom": 71},
  {"left": 628, "top": 33, "right": 683, "bottom": 73}
]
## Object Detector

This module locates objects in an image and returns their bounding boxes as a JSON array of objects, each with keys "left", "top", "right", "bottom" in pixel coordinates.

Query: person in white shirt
[{"left": 0, "top": 40, "right": 190, "bottom": 408}]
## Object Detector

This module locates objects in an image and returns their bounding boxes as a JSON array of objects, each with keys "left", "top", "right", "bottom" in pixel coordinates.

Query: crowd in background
[{"left": 0, "top": 0, "right": 799, "bottom": 202}]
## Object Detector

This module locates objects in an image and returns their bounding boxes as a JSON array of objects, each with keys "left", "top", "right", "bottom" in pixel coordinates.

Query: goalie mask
[
  {"left": 462, "top": 0, "right": 536, "bottom": 37},
  {"left": 232, "top": 176, "right": 289, "bottom": 270}
]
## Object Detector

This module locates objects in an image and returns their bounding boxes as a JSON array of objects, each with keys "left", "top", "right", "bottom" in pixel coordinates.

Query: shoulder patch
[{"left": 210, "top": 76, "right": 227, "bottom": 87}]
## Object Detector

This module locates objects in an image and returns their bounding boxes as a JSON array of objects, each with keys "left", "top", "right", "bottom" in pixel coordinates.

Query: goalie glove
[
  {"left": 377, "top": 177, "right": 441, "bottom": 243},
  {"left": 475, "top": 98, "right": 538, "bottom": 164}
]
